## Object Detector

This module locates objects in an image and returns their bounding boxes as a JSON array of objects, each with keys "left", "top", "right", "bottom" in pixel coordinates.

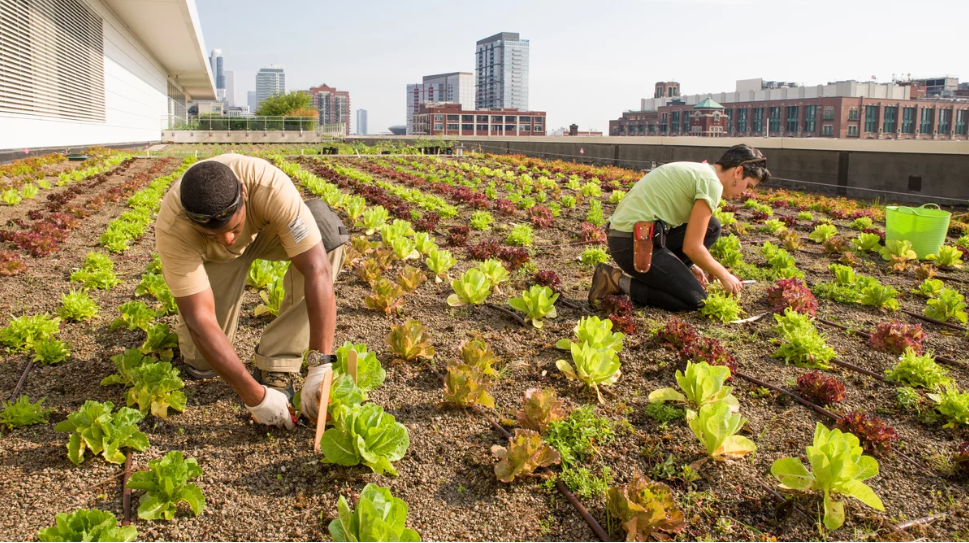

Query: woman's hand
[
  {"left": 691, "top": 265, "right": 710, "bottom": 288},
  {"left": 718, "top": 272, "right": 744, "bottom": 295}
]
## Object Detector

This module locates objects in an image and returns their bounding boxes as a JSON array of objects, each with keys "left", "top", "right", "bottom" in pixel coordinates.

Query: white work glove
[
  {"left": 245, "top": 386, "right": 295, "bottom": 430},
  {"left": 300, "top": 364, "right": 332, "bottom": 422}
]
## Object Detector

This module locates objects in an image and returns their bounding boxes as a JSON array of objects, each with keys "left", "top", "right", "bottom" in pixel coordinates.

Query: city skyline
[{"left": 195, "top": 0, "right": 967, "bottom": 135}]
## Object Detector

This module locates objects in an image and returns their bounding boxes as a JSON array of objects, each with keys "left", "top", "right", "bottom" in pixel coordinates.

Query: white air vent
[{"left": 0, "top": 0, "right": 105, "bottom": 122}]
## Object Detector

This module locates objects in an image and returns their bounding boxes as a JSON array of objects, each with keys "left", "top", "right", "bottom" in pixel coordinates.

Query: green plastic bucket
[{"left": 885, "top": 203, "right": 951, "bottom": 259}]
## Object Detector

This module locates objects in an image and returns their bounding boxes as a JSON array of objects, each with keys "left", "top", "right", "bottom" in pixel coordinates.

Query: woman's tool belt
[{"left": 608, "top": 220, "right": 667, "bottom": 273}]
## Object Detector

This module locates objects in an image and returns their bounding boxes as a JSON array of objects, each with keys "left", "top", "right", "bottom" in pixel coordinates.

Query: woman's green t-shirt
[{"left": 608, "top": 162, "right": 723, "bottom": 232}]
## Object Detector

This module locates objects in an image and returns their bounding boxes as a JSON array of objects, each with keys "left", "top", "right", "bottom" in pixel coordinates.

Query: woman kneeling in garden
[{"left": 589, "top": 144, "right": 771, "bottom": 311}]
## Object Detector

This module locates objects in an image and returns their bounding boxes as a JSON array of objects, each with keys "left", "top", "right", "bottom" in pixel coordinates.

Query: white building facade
[
  {"left": 224, "top": 70, "right": 236, "bottom": 107},
  {"left": 475, "top": 32, "right": 529, "bottom": 111},
  {"left": 0, "top": 0, "right": 215, "bottom": 150},
  {"left": 255, "top": 66, "right": 286, "bottom": 110}
]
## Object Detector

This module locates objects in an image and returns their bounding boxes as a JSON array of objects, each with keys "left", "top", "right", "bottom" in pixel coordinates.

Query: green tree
[{"left": 255, "top": 91, "right": 314, "bottom": 116}]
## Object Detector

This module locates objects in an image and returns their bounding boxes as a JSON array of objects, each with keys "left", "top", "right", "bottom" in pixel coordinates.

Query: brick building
[
  {"left": 610, "top": 79, "right": 969, "bottom": 140},
  {"left": 412, "top": 103, "right": 545, "bottom": 136},
  {"left": 307, "top": 83, "right": 351, "bottom": 135}
]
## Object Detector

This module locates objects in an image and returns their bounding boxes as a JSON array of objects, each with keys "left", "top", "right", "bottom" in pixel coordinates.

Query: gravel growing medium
[{"left": 1, "top": 150, "right": 968, "bottom": 542}]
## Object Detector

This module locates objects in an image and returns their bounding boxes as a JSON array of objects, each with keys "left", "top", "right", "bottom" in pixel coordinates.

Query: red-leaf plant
[
  {"left": 766, "top": 278, "right": 818, "bottom": 316},
  {"left": 446, "top": 226, "right": 470, "bottom": 247},
  {"left": 528, "top": 206, "right": 553, "bottom": 228},
  {"left": 599, "top": 293, "right": 633, "bottom": 317},
  {"left": 608, "top": 313, "right": 637, "bottom": 335},
  {"left": 532, "top": 270, "right": 562, "bottom": 293},
  {"left": 0, "top": 251, "right": 26, "bottom": 276},
  {"left": 867, "top": 322, "right": 924, "bottom": 356},
  {"left": 796, "top": 370, "right": 846, "bottom": 405},
  {"left": 835, "top": 411, "right": 899, "bottom": 456},
  {"left": 681, "top": 337, "right": 738, "bottom": 377},
  {"left": 955, "top": 442, "right": 969, "bottom": 477},
  {"left": 498, "top": 247, "right": 530, "bottom": 270},
  {"left": 656, "top": 317, "right": 698, "bottom": 350},
  {"left": 467, "top": 240, "right": 501, "bottom": 261},
  {"left": 579, "top": 222, "right": 607, "bottom": 243}
]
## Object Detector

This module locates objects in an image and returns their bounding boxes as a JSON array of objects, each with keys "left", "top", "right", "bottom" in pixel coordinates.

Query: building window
[
  {"left": 520, "top": 125, "right": 531, "bottom": 132},
  {"left": 477, "top": 115, "right": 488, "bottom": 122},
  {"left": 491, "top": 115, "right": 503, "bottom": 122},
  {"left": 847, "top": 125, "right": 858, "bottom": 136},
  {"left": 883, "top": 106, "right": 897, "bottom": 133},
  {"left": 823, "top": 107, "right": 835, "bottom": 120},
  {"left": 682, "top": 112, "right": 689, "bottom": 132},
  {"left": 864, "top": 105, "right": 878, "bottom": 133},
  {"left": 786, "top": 106, "right": 799, "bottom": 132},
  {"left": 433, "top": 123, "right": 443, "bottom": 130},
  {"left": 938, "top": 109, "right": 950, "bottom": 133},
  {"left": 461, "top": 124, "right": 473, "bottom": 131},
  {"left": 804, "top": 105, "right": 817, "bottom": 132},
  {"left": 736, "top": 108, "right": 748, "bottom": 132},
  {"left": 671, "top": 112, "right": 680, "bottom": 132},
  {"left": 753, "top": 108, "right": 764, "bottom": 132},
  {"left": 847, "top": 108, "right": 859, "bottom": 121},
  {"left": 434, "top": 114, "right": 443, "bottom": 121},
  {"left": 462, "top": 115, "right": 474, "bottom": 122},
  {"left": 956, "top": 110, "right": 968, "bottom": 136},
  {"left": 477, "top": 124, "right": 488, "bottom": 131},
  {"left": 920, "top": 108, "right": 934, "bottom": 134},
  {"left": 901, "top": 107, "right": 916, "bottom": 133},
  {"left": 505, "top": 116, "right": 516, "bottom": 122},
  {"left": 519, "top": 116, "right": 531, "bottom": 122},
  {"left": 768, "top": 107, "right": 781, "bottom": 133},
  {"left": 822, "top": 125, "right": 833, "bottom": 136},
  {"left": 446, "top": 115, "right": 459, "bottom": 121},
  {"left": 505, "top": 125, "right": 517, "bottom": 132}
]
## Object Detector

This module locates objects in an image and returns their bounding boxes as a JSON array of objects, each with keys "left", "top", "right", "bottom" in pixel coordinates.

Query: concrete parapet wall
[{"left": 161, "top": 130, "right": 319, "bottom": 144}]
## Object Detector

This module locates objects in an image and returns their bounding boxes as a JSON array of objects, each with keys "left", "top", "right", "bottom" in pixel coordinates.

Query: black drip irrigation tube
[
  {"left": 9, "top": 360, "right": 34, "bottom": 401},
  {"left": 900, "top": 309, "right": 969, "bottom": 332},
  {"left": 424, "top": 365, "right": 610, "bottom": 542}
]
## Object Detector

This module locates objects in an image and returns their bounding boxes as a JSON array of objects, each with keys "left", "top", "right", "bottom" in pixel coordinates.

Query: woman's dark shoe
[{"left": 588, "top": 264, "right": 623, "bottom": 307}]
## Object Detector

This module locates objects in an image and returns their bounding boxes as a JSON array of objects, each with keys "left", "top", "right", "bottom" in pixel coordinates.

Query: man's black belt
[{"left": 607, "top": 229, "right": 633, "bottom": 238}]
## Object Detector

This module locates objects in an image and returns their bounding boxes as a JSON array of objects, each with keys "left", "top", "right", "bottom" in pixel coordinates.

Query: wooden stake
[
  {"left": 348, "top": 349, "right": 358, "bottom": 384},
  {"left": 312, "top": 368, "right": 333, "bottom": 453}
]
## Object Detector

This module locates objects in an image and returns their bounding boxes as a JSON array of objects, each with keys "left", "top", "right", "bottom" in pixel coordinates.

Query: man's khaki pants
[{"left": 176, "top": 211, "right": 345, "bottom": 374}]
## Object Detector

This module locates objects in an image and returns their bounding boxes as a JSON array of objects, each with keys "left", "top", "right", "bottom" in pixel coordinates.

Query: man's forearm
[
  {"left": 305, "top": 272, "right": 336, "bottom": 355},
  {"left": 186, "top": 320, "right": 264, "bottom": 405}
]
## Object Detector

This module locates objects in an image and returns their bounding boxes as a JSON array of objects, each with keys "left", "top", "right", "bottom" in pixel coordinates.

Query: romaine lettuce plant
[
  {"left": 69, "top": 252, "right": 120, "bottom": 290},
  {"left": 102, "top": 349, "right": 153, "bottom": 387},
  {"left": 386, "top": 319, "right": 434, "bottom": 362},
  {"left": 365, "top": 278, "right": 405, "bottom": 315},
  {"left": 357, "top": 205, "right": 389, "bottom": 235},
  {"left": 771, "top": 422, "right": 884, "bottom": 530},
  {"left": 710, "top": 234, "right": 744, "bottom": 268},
  {"left": 320, "top": 403, "right": 410, "bottom": 475},
  {"left": 459, "top": 335, "right": 498, "bottom": 376},
  {"left": 1, "top": 313, "right": 60, "bottom": 352},
  {"left": 924, "top": 288, "right": 968, "bottom": 324},
  {"left": 443, "top": 362, "right": 494, "bottom": 408},
  {"left": 425, "top": 248, "right": 456, "bottom": 282},
  {"left": 491, "top": 429, "right": 561, "bottom": 483},
  {"left": 508, "top": 285, "right": 559, "bottom": 328},
  {"left": 687, "top": 400, "right": 756, "bottom": 458},
  {"left": 255, "top": 274, "right": 286, "bottom": 317},
  {"left": 515, "top": 388, "right": 566, "bottom": 434},
  {"left": 606, "top": 475, "right": 685, "bottom": 542},
  {"left": 246, "top": 259, "right": 288, "bottom": 290},
  {"left": 397, "top": 266, "right": 427, "bottom": 293},
  {"left": 32, "top": 339, "right": 69, "bottom": 364},
  {"left": 926, "top": 245, "right": 963, "bottom": 269},
  {"left": 648, "top": 361, "right": 739, "bottom": 412},
  {"left": 476, "top": 258, "right": 510, "bottom": 294},
  {"left": 37, "top": 509, "right": 137, "bottom": 543},
  {"left": 139, "top": 322, "right": 178, "bottom": 361},
  {"left": 447, "top": 268, "right": 491, "bottom": 307},
  {"left": 353, "top": 258, "right": 381, "bottom": 285},
  {"left": 328, "top": 484, "right": 421, "bottom": 542},
  {"left": 859, "top": 283, "right": 899, "bottom": 312},
  {"left": 54, "top": 400, "right": 149, "bottom": 464},
  {"left": 0, "top": 395, "right": 52, "bottom": 430},
  {"left": 505, "top": 223, "right": 534, "bottom": 247},
  {"left": 556, "top": 342, "right": 621, "bottom": 403},
  {"left": 126, "top": 451, "right": 204, "bottom": 520},
  {"left": 914, "top": 278, "right": 945, "bottom": 298},
  {"left": 126, "top": 360, "right": 186, "bottom": 418},
  {"left": 809, "top": 224, "right": 838, "bottom": 243},
  {"left": 334, "top": 341, "right": 386, "bottom": 392},
  {"left": 879, "top": 239, "right": 917, "bottom": 271},
  {"left": 555, "top": 315, "right": 624, "bottom": 353}
]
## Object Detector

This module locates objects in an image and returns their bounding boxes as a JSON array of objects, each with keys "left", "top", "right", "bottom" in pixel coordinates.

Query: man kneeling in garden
[{"left": 155, "top": 154, "right": 347, "bottom": 430}]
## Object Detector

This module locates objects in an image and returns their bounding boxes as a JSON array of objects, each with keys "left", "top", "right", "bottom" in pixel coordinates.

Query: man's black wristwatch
[{"left": 307, "top": 350, "right": 334, "bottom": 367}]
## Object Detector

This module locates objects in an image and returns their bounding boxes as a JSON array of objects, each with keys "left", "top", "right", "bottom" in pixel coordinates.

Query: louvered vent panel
[{"left": 0, "top": 0, "right": 104, "bottom": 122}]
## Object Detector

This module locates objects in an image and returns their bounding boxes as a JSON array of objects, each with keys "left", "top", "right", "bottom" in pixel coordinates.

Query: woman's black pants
[{"left": 606, "top": 218, "right": 721, "bottom": 312}]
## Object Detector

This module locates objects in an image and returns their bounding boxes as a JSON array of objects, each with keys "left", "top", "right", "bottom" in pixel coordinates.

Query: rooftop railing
[{"left": 162, "top": 115, "right": 320, "bottom": 132}]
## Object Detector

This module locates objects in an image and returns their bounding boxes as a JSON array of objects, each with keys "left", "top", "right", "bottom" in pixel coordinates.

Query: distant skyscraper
[
  {"left": 405, "top": 72, "right": 474, "bottom": 134},
  {"left": 255, "top": 66, "right": 285, "bottom": 110},
  {"left": 475, "top": 32, "right": 529, "bottom": 110},
  {"left": 209, "top": 49, "right": 225, "bottom": 102},
  {"left": 356, "top": 109, "right": 368, "bottom": 135},
  {"left": 224, "top": 70, "right": 235, "bottom": 107},
  {"left": 247, "top": 91, "right": 257, "bottom": 113}
]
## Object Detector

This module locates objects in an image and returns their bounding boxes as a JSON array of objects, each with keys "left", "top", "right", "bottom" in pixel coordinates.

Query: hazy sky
[{"left": 196, "top": 0, "right": 967, "bottom": 134}]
